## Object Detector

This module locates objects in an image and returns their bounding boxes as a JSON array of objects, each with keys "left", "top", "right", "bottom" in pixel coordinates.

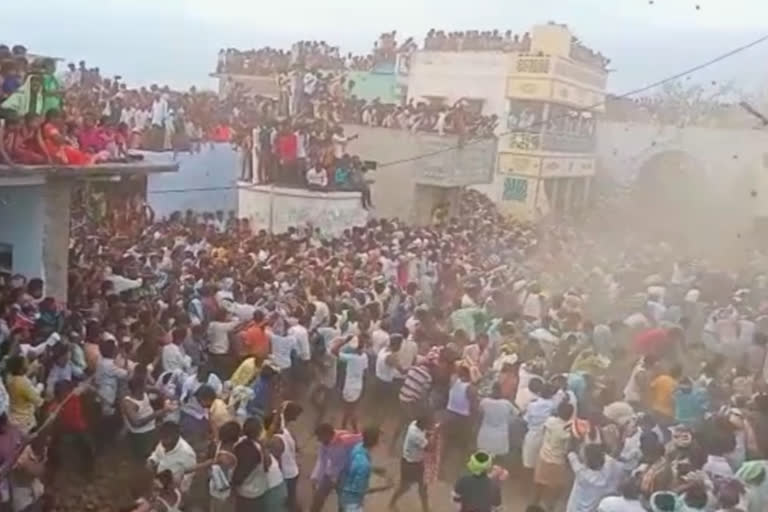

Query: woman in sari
[
  {"left": 3, "top": 113, "right": 47, "bottom": 164},
  {"left": 40, "top": 109, "right": 106, "bottom": 165},
  {"left": 1, "top": 74, "right": 44, "bottom": 117}
]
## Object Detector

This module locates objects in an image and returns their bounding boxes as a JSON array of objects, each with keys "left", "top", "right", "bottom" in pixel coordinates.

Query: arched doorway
[{"left": 630, "top": 149, "right": 712, "bottom": 241}]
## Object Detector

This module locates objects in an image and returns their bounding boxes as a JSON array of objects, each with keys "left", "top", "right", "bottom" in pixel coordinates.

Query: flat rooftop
[{"left": 0, "top": 162, "right": 179, "bottom": 180}]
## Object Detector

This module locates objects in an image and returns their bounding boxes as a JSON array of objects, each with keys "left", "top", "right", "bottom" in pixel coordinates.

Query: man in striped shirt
[{"left": 390, "top": 357, "right": 433, "bottom": 453}]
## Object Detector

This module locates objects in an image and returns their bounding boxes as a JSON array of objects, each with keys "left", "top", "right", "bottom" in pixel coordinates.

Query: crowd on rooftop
[
  {"left": 0, "top": 43, "right": 237, "bottom": 166},
  {"left": 216, "top": 33, "right": 410, "bottom": 77}
]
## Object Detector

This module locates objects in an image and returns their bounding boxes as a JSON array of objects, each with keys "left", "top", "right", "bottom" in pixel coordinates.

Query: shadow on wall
[{"left": 144, "top": 144, "right": 240, "bottom": 218}]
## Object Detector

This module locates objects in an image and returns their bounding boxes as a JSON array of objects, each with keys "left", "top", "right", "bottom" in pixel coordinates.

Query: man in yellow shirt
[{"left": 648, "top": 364, "right": 682, "bottom": 425}]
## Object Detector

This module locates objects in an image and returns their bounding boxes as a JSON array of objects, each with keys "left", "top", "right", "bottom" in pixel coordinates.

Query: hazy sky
[{"left": 4, "top": 0, "right": 768, "bottom": 95}]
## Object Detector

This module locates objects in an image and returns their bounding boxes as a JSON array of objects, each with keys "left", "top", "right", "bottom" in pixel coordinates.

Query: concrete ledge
[
  {"left": 0, "top": 162, "right": 179, "bottom": 179},
  {"left": 237, "top": 182, "right": 363, "bottom": 200}
]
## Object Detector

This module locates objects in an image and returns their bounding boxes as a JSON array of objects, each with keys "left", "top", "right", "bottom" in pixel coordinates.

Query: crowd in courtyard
[{"left": 0, "top": 186, "right": 767, "bottom": 512}]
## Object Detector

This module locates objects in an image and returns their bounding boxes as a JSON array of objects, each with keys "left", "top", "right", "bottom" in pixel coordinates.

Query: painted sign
[
  {"left": 515, "top": 57, "right": 551, "bottom": 74},
  {"left": 508, "top": 132, "right": 541, "bottom": 151},
  {"left": 540, "top": 157, "right": 595, "bottom": 177},
  {"left": 503, "top": 177, "right": 529, "bottom": 202},
  {"left": 506, "top": 79, "right": 549, "bottom": 100},
  {"left": 498, "top": 154, "right": 541, "bottom": 177}
]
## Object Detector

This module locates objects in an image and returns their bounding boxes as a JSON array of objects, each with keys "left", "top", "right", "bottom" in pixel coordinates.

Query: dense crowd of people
[
  {"left": 0, "top": 185, "right": 768, "bottom": 512},
  {"left": 0, "top": 43, "right": 236, "bottom": 164},
  {"left": 233, "top": 73, "right": 496, "bottom": 190},
  {"left": 0, "top": 41, "right": 495, "bottom": 180},
  {"left": 216, "top": 33, "right": 407, "bottom": 77}
]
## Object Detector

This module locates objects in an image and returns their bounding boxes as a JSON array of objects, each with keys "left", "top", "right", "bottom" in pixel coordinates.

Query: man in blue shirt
[{"left": 338, "top": 427, "right": 383, "bottom": 512}]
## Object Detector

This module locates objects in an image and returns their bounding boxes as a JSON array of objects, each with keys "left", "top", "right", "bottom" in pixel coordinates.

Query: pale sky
[{"left": 4, "top": 0, "right": 768, "bottom": 94}]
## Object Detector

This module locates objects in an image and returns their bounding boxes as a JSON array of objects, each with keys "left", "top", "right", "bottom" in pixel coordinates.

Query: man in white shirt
[
  {"left": 389, "top": 415, "right": 431, "bottom": 512},
  {"left": 331, "top": 127, "right": 357, "bottom": 160},
  {"left": 151, "top": 93, "right": 169, "bottom": 127},
  {"left": 288, "top": 318, "right": 311, "bottom": 363},
  {"left": 306, "top": 166, "right": 328, "bottom": 188},
  {"left": 597, "top": 478, "right": 645, "bottom": 512},
  {"left": 206, "top": 311, "right": 246, "bottom": 378},
  {"left": 104, "top": 268, "right": 143, "bottom": 295},
  {"left": 162, "top": 328, "right": 192, "bottom": 374},
  {"left": 226, "top": 295, "right": 260, "bottom": 322},
  {"left": 304, "top": 71, "right": 317, "bottom": 97},
  {"left": 60, "top": 63, "right": 82, "bottom": 89},
  {"left": 148, "top": 421, "right": 197, "bottom": 493},
  {"left": 269, "top": 329, "right": 298, "bottom": 372}
]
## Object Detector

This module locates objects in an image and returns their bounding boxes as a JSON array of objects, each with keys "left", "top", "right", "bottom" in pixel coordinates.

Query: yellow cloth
[
  {"left": 228, "top": 357, "right": 260, "bottom": 388},
  {"left": 209, "top": 398, "right": 232, "bottom": 435},
  {"left": 7, "top": 376, "right": 43, "bottom": 433},
  {"left": 649, "top": 375, "right": 678, "bottom": 417}
]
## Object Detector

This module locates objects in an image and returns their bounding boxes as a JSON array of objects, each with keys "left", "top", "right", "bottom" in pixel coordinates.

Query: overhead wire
[{"left": 146, "top": 32, "right": 768, "bottom": 195}]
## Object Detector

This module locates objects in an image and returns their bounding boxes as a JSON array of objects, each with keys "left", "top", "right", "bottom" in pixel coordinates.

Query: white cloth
[
  {"left": 477, "top": 398, "right": 517, "bottom": 456},
  {"left": 162, "top": 343, "right": 191, "bottom": 374},
  {"left": 288, "top": 325, "right": 311, "bottom": 361},
  {"left": 306, "top": 167, "right": 328, "bottom": 187},
  {"left": 703, "top": 455, "right": 734, "bottom": 481},
  {"left": 207, "top": 321, "right": 240, "bottom": 355},
  {"left": 623, "top": 360, "right": 647, "bottom": 403},
  {"left": 277, "top": 427, "right": 300, "bottom": 479},
  {"left": 94, "top": 358, "right": 129, "bottom": 415},
  {"left": 124, "top": 394, "right": 155, "bottom": 434},
  {"left": 522, "top": 428, "right": 545, "bottom": 469},
  {"left": 105, "top": 274, "right": 143, "bottom": 294},
  {"left": 446, "top": 379, "right": 471, "bottom": 416},
  {"left": 339, "top": 351, "right": 367, "bottom": 402},
  {"left": 597, "top": 496, "right": 646, "bottom": 512},
  {"left": 151, "top": 97, "right": 169, "bottom": 126},
  {"left": 269, "top": 332, "right": 297, "bottom": 370},
  {"left": 148, "top": 437, "right": 197, "bottom": 493},
  {"left": 375, "top": 347, "right": 397, "bottom": 383},
  {"left": 332, "top": 133, "right": 350, "bottom": 158},
  {"left": 402, "top": 421, "right": 429, "bottom": 463},
  {"left": 566, "top": 452, "right": 625, "bottom": 512}
]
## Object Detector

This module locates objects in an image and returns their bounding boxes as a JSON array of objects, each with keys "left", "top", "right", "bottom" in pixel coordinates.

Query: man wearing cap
[{"left": 452, "top": 451, "right": 502, "bottom": 512}]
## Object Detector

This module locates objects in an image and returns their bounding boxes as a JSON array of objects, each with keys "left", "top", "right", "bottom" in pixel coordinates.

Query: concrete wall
[
  {"left": 344, "top": 125, "right": 495, "bottom": 221},
  {"left": 145, "top": 144, "right": 240, "bottom": 218},
  {"left": 596, "top": 121, "right": 768, "bottom": 186},
  {"left": 406, "top": 52, "right": 509, "bottom": 117},
  {"left": 0, "top": 183, "right": 45, "bottom": 280},
  {"left": 237, "top": 184, "right": 368, "bottom": 235}
]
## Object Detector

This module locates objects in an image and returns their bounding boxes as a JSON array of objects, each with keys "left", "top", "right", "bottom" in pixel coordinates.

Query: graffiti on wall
[
  {"left": 273, "top": 204, "right": 368, "bottom": 235},
  {"left": 239, "top": 186, "right": 369, "bottom": 235},
  {"left": 503, "top": 177, "right": 528, "bottom": 202}
]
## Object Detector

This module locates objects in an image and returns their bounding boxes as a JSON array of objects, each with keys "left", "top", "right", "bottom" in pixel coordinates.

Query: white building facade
[{"left": 405, "top": 23, "right": 609, "bottom": 221}]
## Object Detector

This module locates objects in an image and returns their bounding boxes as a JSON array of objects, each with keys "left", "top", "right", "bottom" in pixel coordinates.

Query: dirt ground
[{"left": 48, "top": 400, "right": 537, "bottom": 512}]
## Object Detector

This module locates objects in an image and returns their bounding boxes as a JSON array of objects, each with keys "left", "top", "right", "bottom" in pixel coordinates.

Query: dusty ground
[{"left": 48, "top": 400, "right": 538, "bottom": 512}]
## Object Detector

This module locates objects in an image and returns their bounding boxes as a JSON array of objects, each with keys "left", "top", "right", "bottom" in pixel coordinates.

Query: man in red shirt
[
  {"left": 632, "top": 326, "right": 683, "bottom": 359},
  {"left": 241, "top": 309, "right": 270, "bottom": 360},
  {"left": 275, "top": 123, "right": 298, "bottom": 186},
  {"left": 47, "top": 380, "right": 94, "bottom": 475}
]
